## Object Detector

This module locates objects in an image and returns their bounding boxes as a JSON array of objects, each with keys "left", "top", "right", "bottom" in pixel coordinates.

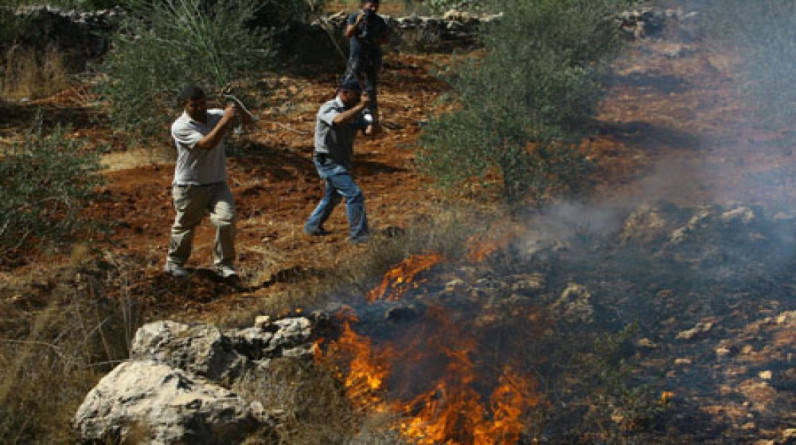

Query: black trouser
[{"left": 344, "top": 49, "right": 382, "bottom": 118}]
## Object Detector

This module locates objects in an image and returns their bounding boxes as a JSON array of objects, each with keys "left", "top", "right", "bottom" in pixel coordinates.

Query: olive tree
[
  {"left": 97, "top": 0, "right": 276, "bottom": 145},
  {"left": 417, "top": 0, "right": 626, "bottom": 205}
]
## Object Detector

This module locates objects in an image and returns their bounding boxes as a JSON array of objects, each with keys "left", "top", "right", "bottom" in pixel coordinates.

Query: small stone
[
  {"left": 254, "top": 315, "right": 271, "bottom": 329},
  {"left": 636, "top": 338, "right": 659, "bottom": 350},
  {"left": 445, "top": 279, "right": 468, "bottom": 293},
  {"left": 715, "top": 347, "right": 732, "bottom": 357},
  {"left": 758, "top": 370, "right": 772, "bottom": 380},
  {"left": 676, "top": 329, "right": 696, "bottom": 340},
  {"left": 775, "top": 311, "right": 796, "bottom": 324},
  {"left": 677, "top": 318, "right": 716, "bottom": 340},
  {"left": 720, "top": 206, "right": 755, "bottom": 224},
  {"left": 675, "top": 358, "right": 692, "bottom": 366}
]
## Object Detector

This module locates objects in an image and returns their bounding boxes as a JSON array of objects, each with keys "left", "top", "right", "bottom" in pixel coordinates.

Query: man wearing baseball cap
[{"left": 304, "top": 78, "right": 380, "bottom": 244}]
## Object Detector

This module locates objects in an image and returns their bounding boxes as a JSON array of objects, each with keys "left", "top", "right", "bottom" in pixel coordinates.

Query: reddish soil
[
  {"left": 2, "top": 53, "right": 459, "bottom": 317},
  {"left": 4, "top": 35, "right": 796, "bottom": 317},
  {"left": 2, "top": 18, "right": 794, "bottom": 445}
]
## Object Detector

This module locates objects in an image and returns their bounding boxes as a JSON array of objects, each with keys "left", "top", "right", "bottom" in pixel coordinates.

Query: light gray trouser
[{"left": 166, "top": 182, "right": 236, "bottom": 268}]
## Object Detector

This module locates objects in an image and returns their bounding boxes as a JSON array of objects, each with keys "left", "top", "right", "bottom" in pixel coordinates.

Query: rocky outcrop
[
  {"left": 617, "top": 7, "right": 701, "bottom": 40},
  {"left": 74, "top": 360, "right": 266, "bottom": 445},
  {"left": 73, "top": 316, "right": 313, "bottom": 444}
]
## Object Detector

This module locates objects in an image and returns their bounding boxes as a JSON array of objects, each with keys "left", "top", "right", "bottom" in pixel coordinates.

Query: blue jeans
[{"left": 305, "top": 156, "right": 369, "bottom": 240}]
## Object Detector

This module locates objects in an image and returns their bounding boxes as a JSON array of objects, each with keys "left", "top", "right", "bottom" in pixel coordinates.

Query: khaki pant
[{"left": 166, "top": 182, "right": 236, "bottom": 268}]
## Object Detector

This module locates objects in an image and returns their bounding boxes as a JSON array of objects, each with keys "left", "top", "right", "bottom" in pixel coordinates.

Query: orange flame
[
  {"left": 318, "top": 243, "right": 542, "bottom": 443},
  {"left": 316, "top": 321, "right": 393, "bottom": 406},
  {"left": 317, "top": 306, "right": 541, "bottom": 443},
  {"left": 398, "top": 308, "right": 538, "bottom": 444},
  {"left": 465, "top": 228, "right": 522, "bottom": 263},
  {"left": 466, "top": 234, "right": 502, "bottom": 263},
  {"left": 474, "top": 369, "right": 539, "bottom": 444},
  {"left": 400, "top": 367, "right": 538, "bottom": 445},
  {"left": 368, "top": 252, "right": 445, "bottom": 301}
]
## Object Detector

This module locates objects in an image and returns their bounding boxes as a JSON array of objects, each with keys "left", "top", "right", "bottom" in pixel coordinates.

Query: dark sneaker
[
  {"left": 164, "top": 263, "right": 189, "bottom": 278},
  {"left": 216, "top": 265, "right": 238, "bottom": 279},
  {"left": 304, "top": 227, "right": 332, "bottom": 236},
  {"left": 349, "top": 235, "right": 369, "bottom": 245}
]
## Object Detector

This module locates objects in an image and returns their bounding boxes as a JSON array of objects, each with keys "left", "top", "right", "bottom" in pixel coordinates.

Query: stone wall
[
  {"left": 2, "top": 6, "right": 120, "bottom": 73},
  {"left": 2, "top": 6, "right": 698, "bottom": 75}
]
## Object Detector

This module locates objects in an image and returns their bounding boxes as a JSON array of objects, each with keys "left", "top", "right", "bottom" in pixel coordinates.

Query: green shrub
[
  {"left": 250, "top": 0, "right": 328, "bottom": 28},
  {"left": 417, "top": 0, "right": 627, "bottom": 206},
  {"left": 97, "top": 0, "right": 276, "bottom": 145},
  {"left": 0, "top": 114, "right": 104, "bottom": 266},
  {"left": 0, "top": 1, "right": 31, "bottom": 45}
]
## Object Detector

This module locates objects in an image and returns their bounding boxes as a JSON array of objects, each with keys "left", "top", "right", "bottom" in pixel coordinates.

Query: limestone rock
[
  {"left": 131, "top": 321, "right": 246, "bottom": 383},
  {"left": 551, "top": 283, "right": 594, "bottom": 324},
  {"left": 720, "top": 206, "right": 755, "bottom": 225},
  {"left": 73, "top": 360, "right": 266, "bottom": 444},
  {"left": 676, "top": 317, "right": 718, "bottom": 340}
]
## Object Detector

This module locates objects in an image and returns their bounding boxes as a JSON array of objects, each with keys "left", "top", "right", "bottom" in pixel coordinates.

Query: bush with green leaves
[
  {"left": 0, "top": 1, "right": 31, "bottom": 46},
  {"left": 700, "top": 0, "right": 796, "bottom": 133},
  {"left": 250, "top": 0, "right": 328, "bottom": 28},
  {"left": 0, "top": 115, "right": 104, "bottom": 266},
  {"left": 417, "top": 0, "right": 627, "bottom": 206},
  {"left": 97, "top": 0, "right": 277, "bottom": 145}
]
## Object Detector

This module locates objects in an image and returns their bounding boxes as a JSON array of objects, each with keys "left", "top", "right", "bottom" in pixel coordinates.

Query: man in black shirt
[{"left": 343, "top": 0, "right": 389, "bottom": 122}]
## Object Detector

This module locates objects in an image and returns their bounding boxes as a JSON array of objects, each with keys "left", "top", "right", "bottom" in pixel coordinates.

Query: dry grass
[
  {"left": 0, "top": 253, "right": 141, "bottom": 443},
  {"left": 235, "top": 358, "right": 365, "bottom": 444},
  {"left": 218, "top": 201, "right": 502, "bottom": 326},
  {"left": 1, "top": 47, "right": 72, "bottom": 101},
  {"left": 100, "top": 147, "right": 175, "bottom": 172},
  {"left": 0, "top": 202, "right": 501, "bottom": 442}
]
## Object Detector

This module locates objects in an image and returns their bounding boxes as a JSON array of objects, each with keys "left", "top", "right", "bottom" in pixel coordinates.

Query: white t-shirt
[{"left": 170, "top": 109, "right": 227, "bottom": 185}]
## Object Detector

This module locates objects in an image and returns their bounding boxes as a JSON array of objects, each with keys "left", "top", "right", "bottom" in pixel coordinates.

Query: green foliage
[
  {"left": 97, "top": 0, "right": 275, "bottom": 145},
  {"left": 700, "top": 0, "right": 796, "bottom": 132},
  {"left": 417, "top": 0, "right": 625, "bottom": 206},
  {"left": 576, "top": 324, "right": 664, "bottom": 440},
  {"left": 0, "top": 114, "right": 104, "bottom": 266},
  {"left": 250, "top": 0, "right": 329, "bottom": 28},
  {"left": 0, "top": 1, "right": 31, "bottom": 45}
]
